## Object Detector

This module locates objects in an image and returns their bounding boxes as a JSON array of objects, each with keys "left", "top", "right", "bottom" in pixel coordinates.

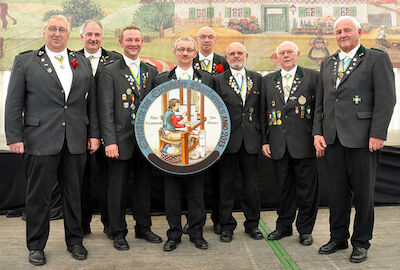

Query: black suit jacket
[
  {"left": 261, "top": 66, "right": 319, "bottom": 160},
  {"left": 76, "top": 47, "right": 121, "bottom": 82},
  {"left": 5, "top": 45, "right": 99, "bottom": 155},
  {"left": 214, "top": 69, "right": 262, "bottom": 155},
  {"left": 193, "top": 52, "right": 229, "bottom": 75},
  {"left": 97, "top": 58, "right": 158, "bottom": 160},
  {"left": 312, "top": 45, "right": 396, "bottom": 148}
]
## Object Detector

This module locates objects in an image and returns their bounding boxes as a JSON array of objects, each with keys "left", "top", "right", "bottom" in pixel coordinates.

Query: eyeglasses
[
  {"left": 176, "top": 47, "right": 196, "bottom": 53},
  {"left": 198, "top": 35, "right": 215, "bottom": 40},
  {"left": 47, "top": 26, "right": 68, "bottom": 34}
]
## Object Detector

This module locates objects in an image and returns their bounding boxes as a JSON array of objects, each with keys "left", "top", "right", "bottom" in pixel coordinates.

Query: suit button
[
  {"left": 61, "top": 89, "right": 65, "bottom": 94},
  {"left": 240, "top": 123, "right": 243, "bottom": 127},
  {"left": 283, "top": 130, "right": 286, "bottom": 134},
  {"left": 62, "top": 122, "right": 66, "bottom": 127},
  {"left": 336, "top": 98, "right": 339, "bottom": 102},
  {"left": 285, "top": 116, "right": 288, "bottom": 119},
  {"left": 64, "top": 105, "right": 68, "bottom": 109}
]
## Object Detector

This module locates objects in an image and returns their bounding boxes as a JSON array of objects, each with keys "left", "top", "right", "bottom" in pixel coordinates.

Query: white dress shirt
[
  {"left": 198, "top": 52, "right": 214, "bottom": 73},
  {"left": 175, "top": 66, "right": 194, "bottom": 80},
  {"left": 336, "top": 44, "right": 360, "bottom": 88},
  {"left": 281, "top": 65, "right": 297, "bottom": 103},
  {"left": 84, "top": 48, "right": 102, "bottom": 76},
  {"left": 45, "top": 46, "right": 72, "bottom": 102},
  {"left": 230, "top": 67, "right": 247, "bottom": 105},
  {"left": 123, "top": 55, "right": 141, "bottom": 80}
]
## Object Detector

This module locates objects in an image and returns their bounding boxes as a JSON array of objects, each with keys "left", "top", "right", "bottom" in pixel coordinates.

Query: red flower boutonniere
[
  {"left": 215, "top": 64, "right": 224, "bottom": 73},
  {"left": 71, "top": 59, "right": 80, "bottom": 68}
]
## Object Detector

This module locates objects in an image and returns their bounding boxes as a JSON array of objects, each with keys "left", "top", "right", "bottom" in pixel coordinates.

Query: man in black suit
[
  {"left": 313, "top": 16, "right": 396, "bottom": 263},
  {"left": 214, "top": 42, "right": 263, "bottom": 242},
  {"left": 5, "top": 15, "right": 100, "bottom": 265},
  {"left": 194, "top": 26, "right": 229, "bottom": 75},
  {"left": 261, "top": 41, "right": 319, "bottom": 246},
  {"left": 155, "top": 36, "right": 214, "bottom": 251},
  {"left": 97, "top": 26, "right": 162, "bottom": 251},
  {"left": 77, "top": 19, "right": 121, "bottom": 237},
  {"left": 189, "top": 26, "right": 230, "bottom": 235}
]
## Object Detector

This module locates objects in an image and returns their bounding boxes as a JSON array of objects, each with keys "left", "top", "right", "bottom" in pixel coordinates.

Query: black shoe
[
  {"left": 213, "top": 223, "right": 222, "bottom": 234},
  {"left": 82, "top": 224, "right": 91, "bottom": 236},
  {"left": 318, "top": 240, "right": 348, "bottom": 254},
  {"left": 220, "top": 230, "right": 233, "bottom": 242},
  {"left": 67, "top": 244, "right": 87, "bottom": 260},
  {"left": 299, "top": 234, "right": 313, "bottom": 246},
  {"left": 28, "top": 250, "right": 46, "bottom": 266},
  {"left": 267, "top": 229, "right": 292, "bottom": 240},
  {"left": 190, "top": 237, "right": 208, "bottom": 250},
  {"left": 113, "top": 236, "right": 129, "bottom": 251},
  {"left": 163, "top": 239, "right": 181, "bottom": 251},
  {"left": 350, "top": 247, "right": 367, "bottom": 263},
  {"left": 245, "top": 228, "right": 264, "bottom": 240},
  {"left": 182, "top": 223, "right": 189, "bottom": 234},
  {"left": 136, "top": 231, "right": 162, "bottom": 243}
]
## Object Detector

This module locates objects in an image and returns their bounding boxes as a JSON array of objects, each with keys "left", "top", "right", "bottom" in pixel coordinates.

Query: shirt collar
[
  {"left": 198, "top": 51, "right": 214, "bottom": 62},
  {"left": 338, "top": 44, "right": 360, "bottom": 60},
  {"left": 45, "top": 46, "right": 68, "bottom": 59},
  {"left": 230, "top": 67, "right": 245, "bottom": 78},
  {"left": 176, "top": 66, "right": 194, "bottom": 79},
  {"left": 84, "top": 48, "right": 102, "bottom": 58},
  {"left": 123, "top": 55, "right": 141, "bottom": 68},
  {"left": 281, "top": 65, "right": 297, "bottom": 78}
]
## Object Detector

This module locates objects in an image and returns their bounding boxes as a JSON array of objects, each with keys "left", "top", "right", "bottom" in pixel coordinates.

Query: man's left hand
[
  {"left": 369, "top": 137, "right": 384, "bottom": 152},
  {"left": 88, "top": 138, "right": 100, "bottom": 154}
]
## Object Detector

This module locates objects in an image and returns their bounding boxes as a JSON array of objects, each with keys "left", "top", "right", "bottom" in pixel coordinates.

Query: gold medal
[
  {"left": 298, "top": 95, "right": 306, "bottom": 105},
  {"left": 277, "top": 119, "right": 282, "bottom": 125},
  {"left": 122, "top": 94, "right": 127, "bottom": 101},
  {"left": 126, "top": 88, "right": 132, "bottom": 95},
  {"left": 60, "top": 65, "right": 65, "bottom": 69}
]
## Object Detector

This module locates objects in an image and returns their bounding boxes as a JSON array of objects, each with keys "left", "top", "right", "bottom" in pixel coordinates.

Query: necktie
[
  {"left": 54, "top": 55, "right": 65, "bottom": 69},
  {"left": 179, "top": 73, "right": 191, "bottom": 80},
  {"left": 283, "top": 74, "right": 292, "bottom": 97},
  {"left": 338, "top": 56, "right": 351, "bottom": 80},
  {"left": 234, "top": 73, "right": 244, "bottom": 95},
  {"left": 201, "top": 59, "right": 211, "bottom": 72}
]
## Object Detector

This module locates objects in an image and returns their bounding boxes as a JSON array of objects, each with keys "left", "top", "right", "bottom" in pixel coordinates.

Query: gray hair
[
  {"left": 334, "top": 16, "right": 361, "bottom": 31},
  {"left": 276, "top": 41, "right": 299, "bottom": 54},
  {"left": 43, "top": 15, "right": 70, "bottom": 33},
  {"left": 225, "top": 42, "right": 247, "bottom": 54},
  {"left": 80, "top": 19, "right": 103, "bottom": 35},
  {"left": 174, "top": 36, "right": 197, "bottom": 50}
]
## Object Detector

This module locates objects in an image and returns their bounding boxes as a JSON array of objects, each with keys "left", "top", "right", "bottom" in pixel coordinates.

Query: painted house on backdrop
[{"left": 157, "top": 0, "right": 398, "bottom": 33}]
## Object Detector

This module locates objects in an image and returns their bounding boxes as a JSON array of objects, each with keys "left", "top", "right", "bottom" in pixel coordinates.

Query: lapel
[
  {"left": 193, "top": 54, "right": 201, "bottom": 71},
  {"left": 224, "top": 69, "right": 243, "bottom": 102},
  {"left": 119, "top": 58, "right": 140, "bottom": 98},
  {"left": 244, "top": 69, "right": 255, "bottom": 107},
  {"left": 193, "top": 68, "right": 203, "bottom": 82},
  {"left": 168, "top": 67, "right": 177, "bottom": 80},
  {"left": 66, "top": 49, "right": 79, "bottom": 95},
  {"left": 36, "top": 46, "right": 62, "bottom": 89},
  {"left": 273, "top": 70, "right": 285, "bottom": 103},
  {"left": 139, "top": 61, "right": 149, "bottom": 100},
  {"left": 99, "top": 48, "right": 113, "bottom": 65},
  {"left": 337, "top": 45, "right": 366, "bottom": 87}
]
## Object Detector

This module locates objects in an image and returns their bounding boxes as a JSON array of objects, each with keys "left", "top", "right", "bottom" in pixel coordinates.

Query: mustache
[{"left": 88, "top": 40, "right": 99, "bottom": 44}]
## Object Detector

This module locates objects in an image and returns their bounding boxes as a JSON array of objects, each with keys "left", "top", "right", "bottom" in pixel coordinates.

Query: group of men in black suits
[{"left": 5, "top": 14, "right": 396, "bottom": 266}]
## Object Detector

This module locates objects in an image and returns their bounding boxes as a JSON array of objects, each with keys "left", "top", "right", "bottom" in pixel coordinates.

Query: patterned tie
[{"left": 201, "top": 59, "right": 211, "bottom": 72}]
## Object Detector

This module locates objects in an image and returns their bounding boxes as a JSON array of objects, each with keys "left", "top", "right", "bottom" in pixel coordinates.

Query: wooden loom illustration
[{"left": 159, "top": 87, "right": 207, "bottom": 165}]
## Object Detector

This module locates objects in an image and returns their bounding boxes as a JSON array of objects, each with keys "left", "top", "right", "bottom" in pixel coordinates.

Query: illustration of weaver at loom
[{"left": 159, "top": 88, "right": 207, "bottom": 165}]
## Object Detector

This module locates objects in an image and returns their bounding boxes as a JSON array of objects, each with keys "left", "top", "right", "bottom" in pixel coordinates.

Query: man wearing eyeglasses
[
  {"left": 5, "top": 15, "right": 100, "bottom": 265},
  {"left": 261, "top": 41, "right": 319, "bottom": 246},
  {"left": 97, "top": 25, "right": 162, "bottom": 252},
  {"left": 76, "top": 19, "right": 121, "bottom": 238},
  {"left": 155, "top": 36, "right": 214, "bottom": 251},
  {"left": 214, "top": 42, "right": 263, "bottom": 243}
]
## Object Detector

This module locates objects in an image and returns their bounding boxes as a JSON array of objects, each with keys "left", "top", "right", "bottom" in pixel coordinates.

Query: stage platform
[{"left": 1, "top": 207, "right": 399, "bottom": 270}]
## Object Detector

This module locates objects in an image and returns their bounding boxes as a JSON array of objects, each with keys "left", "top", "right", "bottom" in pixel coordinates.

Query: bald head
[
  {"left": 197, "top": 26, "right": 216, "bottom": 56},
  {"left": 225, "top": 42, "right": 248, "bottom": 70}
]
